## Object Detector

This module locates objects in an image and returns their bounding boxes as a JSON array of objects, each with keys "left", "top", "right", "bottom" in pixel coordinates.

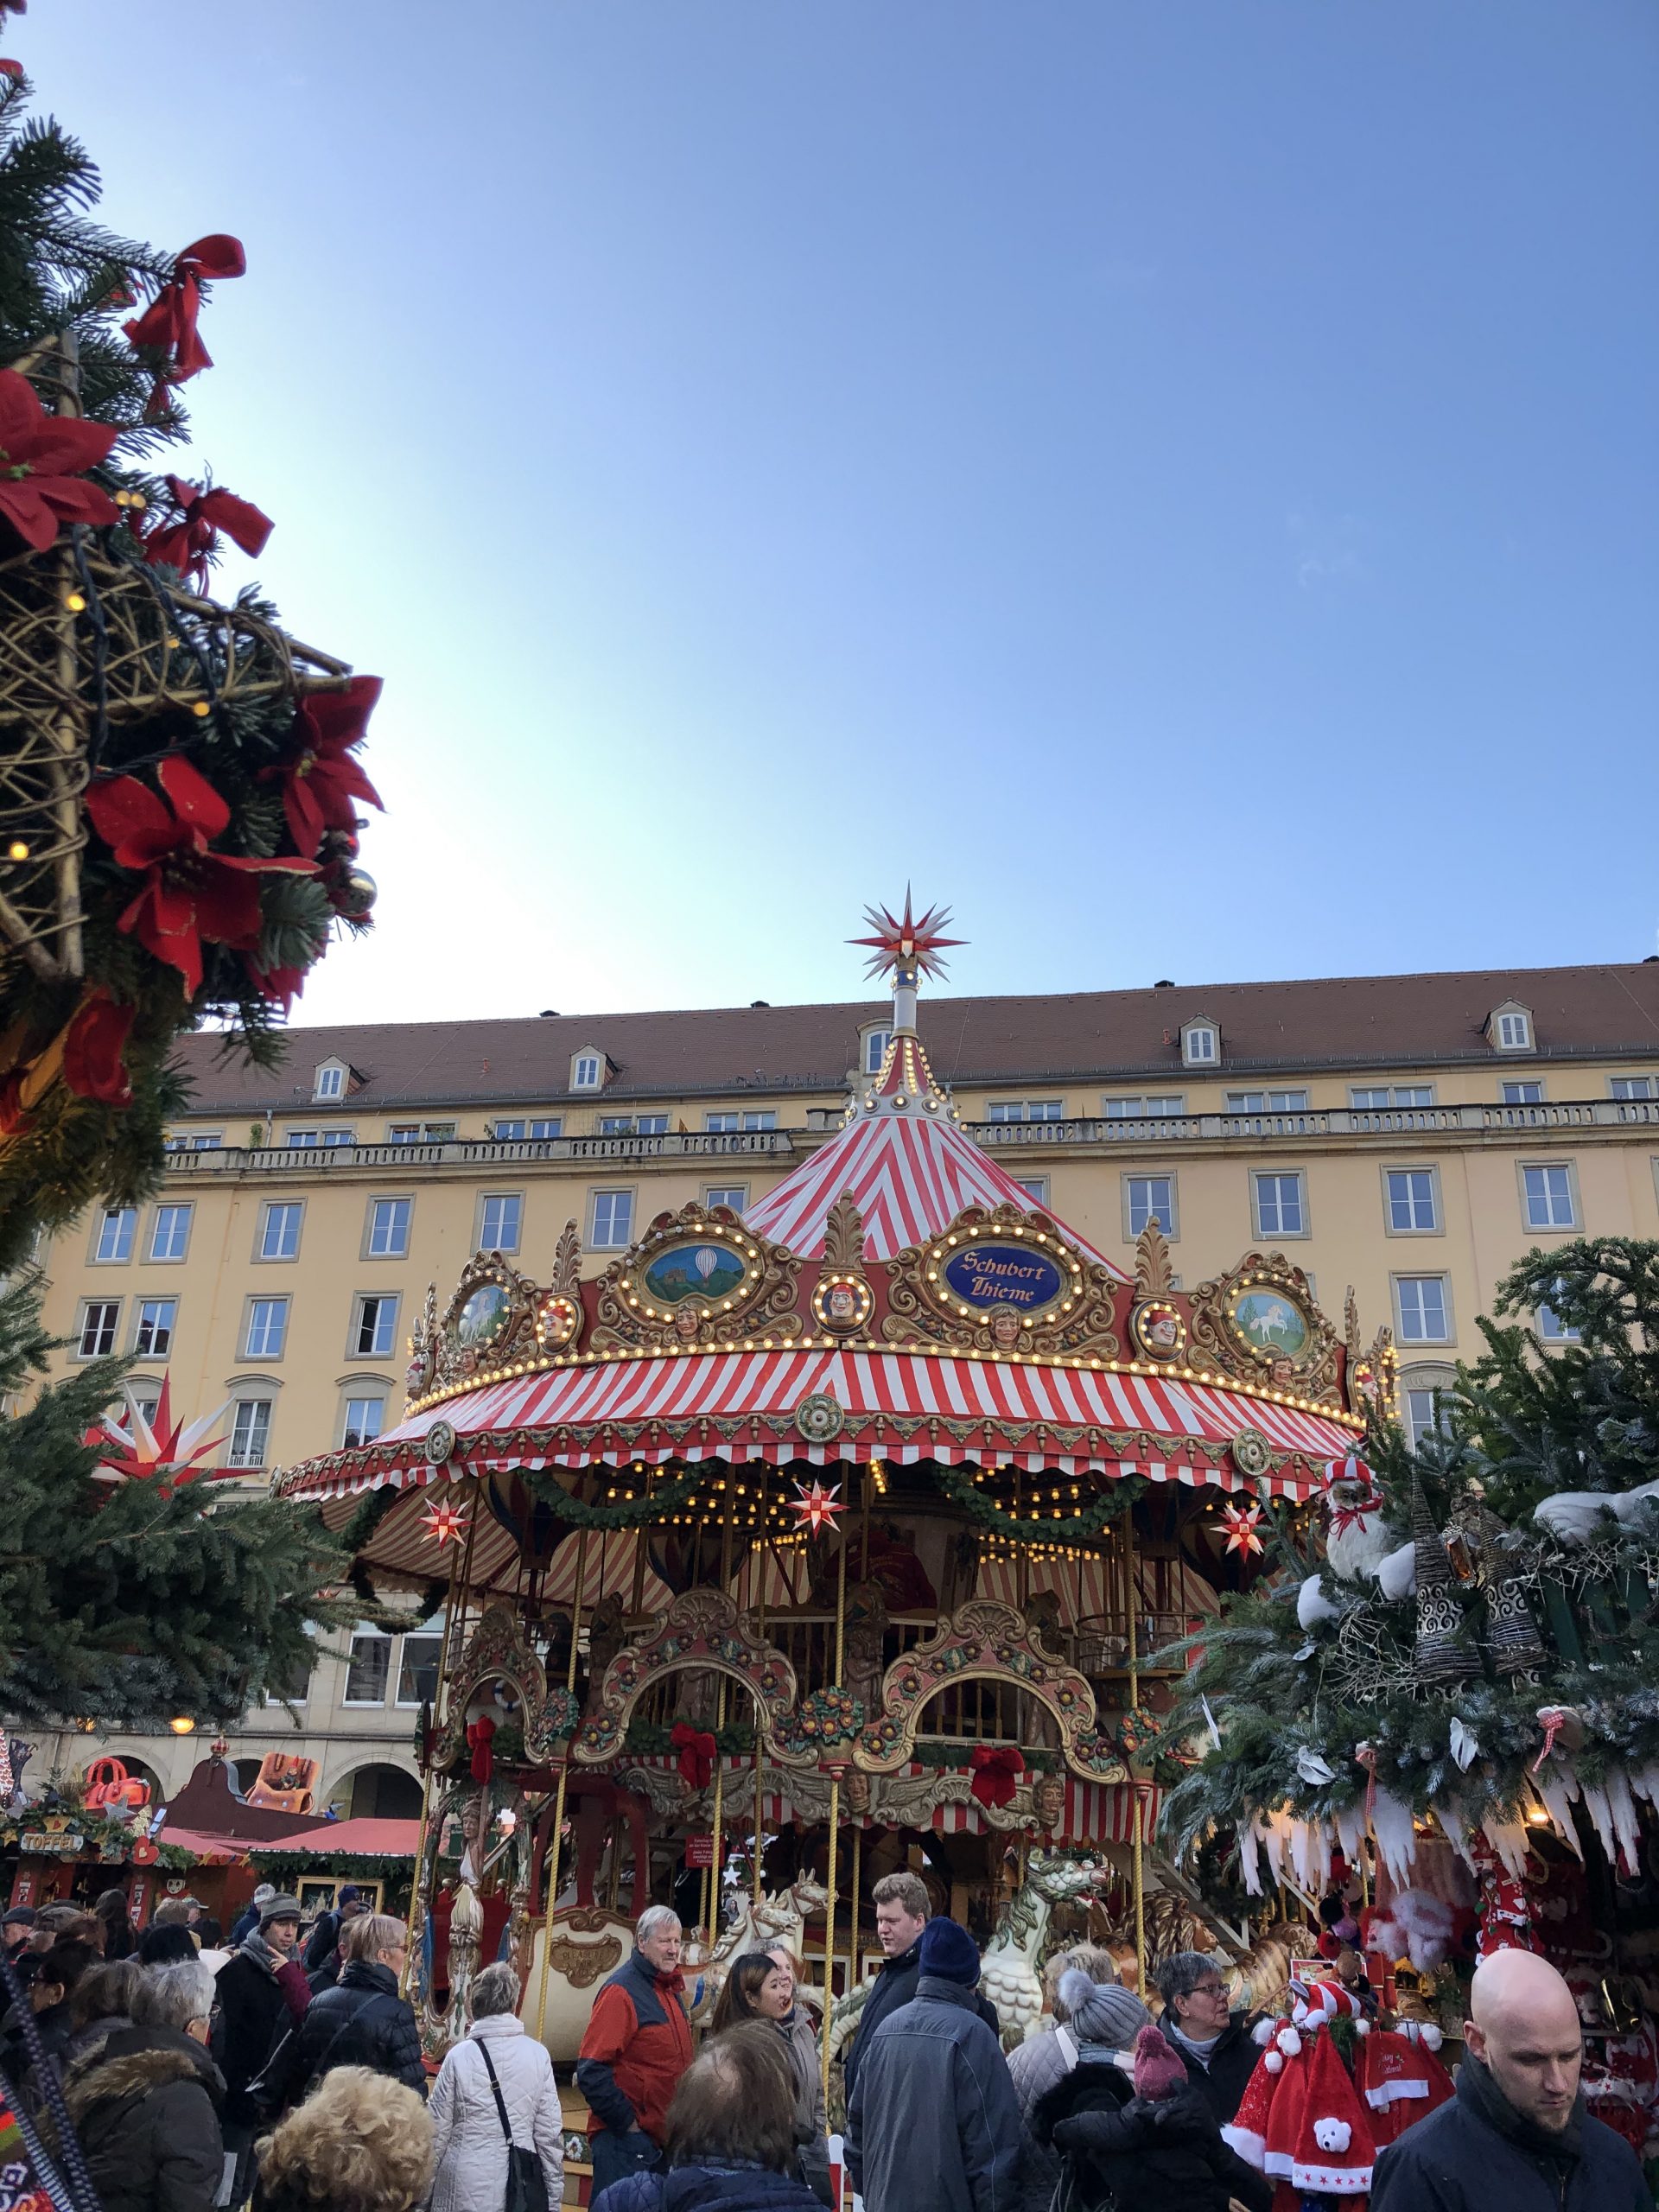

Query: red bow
[
  {"left": 467, "top": 1714, "right": 495, "bottom": 1784},
  {"left": 969, "top": 1745, "right": 1025, "bottom": 1809},
  {"left": 671, "top": 1722, "right": 716, "bottom": 1790},
  {"left": 124, "top": 234, "right": 245, "bottom": 411},
  {"left": 143, "top": 475, "right": 271, "bottom": 591}
]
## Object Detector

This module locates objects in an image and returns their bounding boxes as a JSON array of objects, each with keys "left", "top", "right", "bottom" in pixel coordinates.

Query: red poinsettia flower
[
  {"left": 123, "top": 234, "right": 245, "bottom": 409},
  {"left": 61, "top": 988, "right": 135, "bottom": 1106},
  {"left": 85, "top": 755, "right": 318, "bottom": 996},
  {"left": 142, "top": 475, "right": 272, "bottom": 591},
  {"left": 0, "top": 368, "right": 119, "bottom": 551},
  {"left": 264, "top": 676, "right": 385, "bottom": 857}
]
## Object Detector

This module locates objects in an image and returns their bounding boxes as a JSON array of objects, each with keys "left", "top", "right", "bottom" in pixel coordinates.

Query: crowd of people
[{"left": 0, "top": 1869, "right": 1646, "bottom": 2212}]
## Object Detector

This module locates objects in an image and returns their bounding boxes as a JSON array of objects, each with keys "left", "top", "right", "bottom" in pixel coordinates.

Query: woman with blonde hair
[
  {"left": 427, "top": 1961, "right": 563, "bottom": 2212},
  {"left": 255, "top": 2065, "right": 432, "bottom": 2212},
  {"left": 295, "top": 1914, "right": 425, "bottom": 2096}
]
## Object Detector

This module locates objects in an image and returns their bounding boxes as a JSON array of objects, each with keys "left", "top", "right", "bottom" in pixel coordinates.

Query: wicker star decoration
[
  {"left": 849, "top": 887, "right": 963, "bottom": 982},
  {"left": 788, "top": 1479, "right": 845, "bottom": 1535},
  {"left": 420, "top": 1496, "right": 470, "bottom": 1547},
  {"left": 1219, "top": 1502, "right": 1267, "bottom": 1558}
]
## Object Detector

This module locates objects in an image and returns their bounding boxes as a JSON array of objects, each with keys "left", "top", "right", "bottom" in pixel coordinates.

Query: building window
[
  {"left": 353, "top": 1294, "right": 398, "bottom": 1359},
  {"left": 1013, "top": 1177, "right": 1049, "bottom": 1205},
  {"left": 192, "top": 1133, "right": 223, "bottom": 1149},
  {"left": 1385, "top": 1169, "right": 1439, "bottom": 1233},
  {"left": 1501, "top": 1080, "right": 1544, "bottom": 1105},
  {"left": 314, "top": 1063, "right": 346, "bottom": 1100},
  {"left": 707, "top": 1112, "right": 739, "bottom": 1132},
  {"left": 1611, "top": 1077, "right": 1656, "bottom": 1101},
  {"left": 1494, "top": 1009, "right": 1532, "bottom": 1051},
  {"left": 479, "top": 1193, "right": 522, "bottom": 1252},
  {"left": 341, "top": 1395, "right": 385, "bottom": 1448},
  {"left": 395, "top": 1629, "right": 442, "bottom": 1707},
  {"left": 387, "top": 1124, "right": 420, "bottom": 1144},
  {"left": 1181, "top": 1022, "right": 1217, "bottom": 1066},
  {"left": 1404, "top": 1387, "right": 1452, "bottom": 1451},
  {"left": 258, "top": 1202, "right": 302, "bottom": 1261},
  {"left": 863, "top": 1030, "right": 891, "bottom": 1074},
  {"left": 386, "top": 1122, "right": 452, "bottom": 1145},
  {"left": 1395, "top": 1276, "right": 1452, "bottom": 1344},
  {"left": 573, "top": 1054, "right": 602, "bottom": 1090},
  {"left": 343, "top": 1630, "right": 391, "bottom": 1706},
  {"left": 1351, "top": 1085, "right": 1433, "bottom": 1108},
  {"left": 1124, "top": 1175, "right": 1176, "bottom": 1239},
  {"left": 1103, "top": 1095, "right": 1185, "bottom": 1119},
  {"left": 1522, "top": 1163, "right": 1576, "bottom": 1231},
  {"left": 149, "top": 1204, "right": 193, "bottom": 1262},
  {"left": 367, "top": 1198, "right": 411, "bottom": 1257},
  {"left": 130, "top": 1390, "right": 162, "bottom": 1428},
  {"left": 285, "top": 1130, "right": 319, "bottom": 1147},
  {"left": 988, "top": 1100, "right": 1064, "bottom": 1122},
  {"left": 591, "top": 1190, "right": 634, "bottom": 1248},
  {"left": 245, "top": 1297, "right": 289, "bottom": 1359},
  {"left": 227, "top": 1399, "right": 273, "bottom": 1467},
  {"left": 1228, "top": 1090, "right": 1309, "bottom": 1113},
  {"left": 599, "top": 1115, "right": 669, "bottom": 1136},
  {"left": 1252, "top": 1172, "right": 1306, "bottom": 1236},
  {"left": 493, "top": 1119, "right": 525, "bottom": 1140},
  {"left": 78, "top": 1301, "right": 120, "bottom": 1357},
  {"left": 705, "top": 1186, "right": 747, "bottom": 1213},
  {"left": 285, "top": 1127, "right": 353, "bottom": 1147},
  {"left": 93, "top": 1208, "right": 136, "bottom": 1263},
  {"left": 134, "top": 1299, "right": 177, "bottom": 1358},
  {"left": 707, "top": 1111, "right": 776, "bottom": 1133},
  {"left": 1536, "top": 1290, "right": 1580, "bottom": 1342},
  {"left": 529, "top": 1118, "right": 562, "bottom": 1140}
]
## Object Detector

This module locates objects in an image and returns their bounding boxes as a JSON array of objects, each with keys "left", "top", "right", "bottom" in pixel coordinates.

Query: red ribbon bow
[
  {"left": 142, "top": 475, "right": 272, "bottom": 591},
  {"left": 671, "top": 1722, "right": 716, "bottom": 1790},
  {"left": 969, "top": 1745, "right": 1026, "bottom": 1809},
  {"left": 466, "top": 1714, "right": 495, "bottom": 1784},
  {"left": 124, "top": 233, "right": 245, "bottom": 411}
]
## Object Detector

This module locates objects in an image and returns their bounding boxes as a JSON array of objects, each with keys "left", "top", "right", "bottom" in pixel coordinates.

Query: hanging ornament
[
  {"left": 420, "top": 1496, "right": 470, "bottom": 1548},
  {"left": 788, "top": 1478, "right": 845, "bottom": 1535},
  {"left": 84, "top": 1377, "right": 230, "bottom": 1497},
  {"left": 1220, "top": 1502, "right": 1266, "bottom": 1557},
  {"left": 1449, "top": 1717, "right": 1481, "bottom": 1772}
]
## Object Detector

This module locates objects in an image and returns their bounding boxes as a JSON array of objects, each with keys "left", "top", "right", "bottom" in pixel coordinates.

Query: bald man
[{"left": 1371, "top": 1948, "right": 1646, "bottom": 2210}]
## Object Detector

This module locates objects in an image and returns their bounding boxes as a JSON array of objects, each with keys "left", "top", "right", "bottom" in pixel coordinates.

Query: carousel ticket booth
[{"left": 277, "top": 902, "right": 1385, "bottom": 2170}]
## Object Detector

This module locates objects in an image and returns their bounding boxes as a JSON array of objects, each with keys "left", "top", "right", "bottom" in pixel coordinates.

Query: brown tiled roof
[{"left": 172, "top": 963, "right": 1659, "bottom": 1114}]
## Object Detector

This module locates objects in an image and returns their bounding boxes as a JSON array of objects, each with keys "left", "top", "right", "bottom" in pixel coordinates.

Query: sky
[{"left": 20, "top": 2, "right": 1659, "bottom": 1027}]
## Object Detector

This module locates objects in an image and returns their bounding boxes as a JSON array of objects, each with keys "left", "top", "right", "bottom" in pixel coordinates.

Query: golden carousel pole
[
  {"left": 1124, "top": 1508, "right": 1146, "bottom": 1999},
  {"left": 533, "top": 1526, "right": 588, "bottom": 2044},
  {"left": 820, "top": 1511, "right": 848, "bottom": 2115},
  {"left": 753, "top": 1463, "right": 767, "bottom": 1910},
  {"left": 400, "top": 1488, "right": 471, "bottom": 1999}
]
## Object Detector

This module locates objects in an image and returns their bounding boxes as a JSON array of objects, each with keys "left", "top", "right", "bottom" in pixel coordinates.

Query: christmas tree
[
  {"left": 0, "top": 46, "right": 383, "bottom": 1268},
  {"left": 0, "top": 1275, "right": 353, "bottom": 1730}
]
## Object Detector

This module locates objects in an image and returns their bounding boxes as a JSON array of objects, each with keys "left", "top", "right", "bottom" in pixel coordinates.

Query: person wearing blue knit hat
[{"left": 846, "top": 1915, "right": 1022, "bottom": 2212}]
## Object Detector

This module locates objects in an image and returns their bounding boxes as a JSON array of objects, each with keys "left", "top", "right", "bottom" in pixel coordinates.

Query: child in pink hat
[{"left": 1051, "top": 2024, "right": 1274, "bottom": 2212}]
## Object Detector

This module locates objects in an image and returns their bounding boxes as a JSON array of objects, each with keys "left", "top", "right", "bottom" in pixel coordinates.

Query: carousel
[{"left": 276, "top": 900, "right": 1392, "bottom": 2099}]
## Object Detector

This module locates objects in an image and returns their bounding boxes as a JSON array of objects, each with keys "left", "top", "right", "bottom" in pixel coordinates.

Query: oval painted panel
[
  {"left": 457, "top": 1282, "right": 512, "bottom": 1349},
  {"left": 642, "top": 1241, "right": 749, "bottom": 1306},
  {"left": 941, "top": 1241, "right": 1065, "bottom": 1313},
  {"left": 1231, "top": 1288, "right": 1310, "bottom": 1361}
]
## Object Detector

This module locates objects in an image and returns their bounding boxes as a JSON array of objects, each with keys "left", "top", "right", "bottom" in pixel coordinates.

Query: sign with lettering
[
  {"left": 683, "top": 1834, "right": 716, "bottom": 1868},
  {"left": 20, "top": 1831, "right": 82, "bottom": 1855},
  {"left": 942, "top": 1242, "right": 1065, "bottom": 1313}
]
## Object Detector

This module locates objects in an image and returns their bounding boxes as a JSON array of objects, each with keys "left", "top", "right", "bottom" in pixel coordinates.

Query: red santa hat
[
  {"left": 1292, "top": 1978, "right": 1370, "bottom": 2034},
  {"left": 1290, "top": 2025, "right": 1376, "bottom": 2197},
  {"left": 1358, "top": 2027, "right": 1455, "bottom": 2152},
  {"left": 1223, "top": 2048, "right": 1280, "bottom": 2171}
]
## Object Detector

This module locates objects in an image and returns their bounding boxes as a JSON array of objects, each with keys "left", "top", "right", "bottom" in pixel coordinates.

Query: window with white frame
[
  {"left": 1352, "top": 1085, "right": 1434, "bottom": 1108},
  {"left": 321, "top": 1129, "right": 354, "bottom": 1147},
  {"left": 1522, "top": 1163, "right": 1576, "bottom": 1230},
  {"left": 1501, "top": 1080, "right": 1544, "bottom": 1105},
  {"left": 1181, "top": 1022, "right": 1217, "bottom": 1065},
  {"left": 1405, "top": 1386, "right": 1452, "bottom": 1451},
  {"left": 134, "top": 1299, "right": 176, "bottom": 1358},
  {"left": 343, "top": 1629, "right": 391, "bottom": 1704},
  {"left": 1253, "top": 1171, "right": 1306, "bottom": 1236},
  {"left": 479, "top": 1193, "right": 523, "bottom": 1251},
  {"left": 1228, "top": 1090, "right": 1309, "bottom": 1113},
  {"left": 130, "top": 1389, "right": 162, "bottom": 1429},
  {"left": 1536, "top": 1285, "right": 1581, "bottom": 1342},
  {"left": 93, "top": 1208, "right": 135, "bottom": 1262},
  {"left": 395, "top": 1623, "right": 443, "bottom": 1706},
  {"left": 258, "top": 1202, "right": 302, "bottom": 1261},
  {"left": 529, "top": 1118, "right": 561, "bottom": 1140},
  {"left": 591, "top": 1190, "right": 634, "bottom": 1248},
  {"left": 353, "top": 1294, "right": 398, "bottom": 1359},
  {"left": 863, "top": 1031, "right": 891, "bottom": 1075},
  {"left": 341, "top": 1395, "right": 385, "bottom": 1448},
  {"left": 705, "top": 1187, "right": 747, "bottom": 1213},
  {"left": 1395, "top": 1276, "right": 1451, "bottom": 1344},
  {"left": 1125, "top": 1175, "right": 1176, "bottom": 1238},
  {"left": 367, "top": 1198, "right": 411, "bottom": 1257},
  {"left": 741, "top": 1110, "right": 775, "bottom": 1131},
  {"left": 1103, "top": 1095, "right": 1185, "bottom": 1119},
  {"left": 387, "top": 1124, "right": 421, "bottom": 1144},
  {"left": 493, "top": 1119, "right": 526, "bottom": 1140},
  {"left": 573, "top": 1054, "right": 602, "bottom": 1090},
  {"left": 706, "top": 1112, "right": 739, "bottom": 1132},
  {"left": 191, "top": 1132, "right": 223, "bottom": 1149},
  {"left": 1385, "top": 1168, "right": 1439, "bottom": 1233},
  {"left": 1494, "top": 1009, "right": 1532, "bottom": 1050},
  {"left": 599, "top": 1115, "right": 669, "bottom": 1136},
  {"left": 244, "top": 1297, "right": 289, "bottom": 1359},
  {"left": 988, "top": 1100, "right": 1064, "bottom": 1122},
  {"left": 1013, "top": 1177, "right": 1049, "bottom": 1205},
  {"left": 314, "top": 1062, "right": 346, "bottom": 1100},
  {"left": 227, "top": 1399, "right": 272, "bottom": 1467},
  {"left": 149, "top": 1204, "right": 193, "bottom": 1262},
  {"left": 78, "top": 1300, "right": 120, "bottom": 1357},
  {"left": 1611, "top": 1077, "right": 1656, "bottom": 1101}
]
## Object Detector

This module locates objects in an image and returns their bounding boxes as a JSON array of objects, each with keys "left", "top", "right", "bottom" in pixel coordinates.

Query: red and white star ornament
[
  {"left": 1219, "top": 1502, "right": 1267, "bottom": 1558},
  {"left": 849, "top": 888, "right": 963, "bottom": 983},
  {"left": 788, "top": 1478, "right": 845, "bottom": 1535},
  {"left": 420, "top": 1495, "right": 470, "bottom": 1548},
  {"left": 83, "top": 1377, "right": 231, "bottom": 1497}
]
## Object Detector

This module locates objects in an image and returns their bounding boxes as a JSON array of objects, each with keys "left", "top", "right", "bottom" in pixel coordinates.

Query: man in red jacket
[{"left": 576, "top": 1904, "right": 693, "bottom": 2197}]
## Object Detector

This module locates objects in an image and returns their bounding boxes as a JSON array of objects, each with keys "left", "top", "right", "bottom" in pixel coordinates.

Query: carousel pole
[
  {"left": 400, "top": 1494, "right": 468, "bottom": 1999},
  {"left": 1124, "top": 1508, "right": 1146, "bottom": 1999},
  {"left": 533, "top": 1526, "right": 588, "bottom": 2044},
  {"left": 707, "top": 1479, "right": 735, "bottom": 1949},
  {"left": 753, "top": 1463, "right": 767, "bottom": 1910},
  {"left": 820, "top": 1515, "right": 849, "bottom": 2115}
]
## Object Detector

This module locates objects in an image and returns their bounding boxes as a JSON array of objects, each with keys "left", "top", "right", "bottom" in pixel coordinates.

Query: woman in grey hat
[{"left": 1015, "top": 1955, "right": 1151, "bottom": 2212}]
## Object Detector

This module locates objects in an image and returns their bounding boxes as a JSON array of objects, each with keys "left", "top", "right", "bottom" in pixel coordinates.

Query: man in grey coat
[{"left": 847, "top": 1916, "right": 1022, "bottom": 2212}]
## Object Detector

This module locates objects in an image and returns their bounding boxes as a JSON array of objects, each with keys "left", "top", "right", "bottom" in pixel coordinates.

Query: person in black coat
[
  {"left": 297, "top": 1914, "right": 425, "bottom": 2099},
  {"left": 1371, "top": 1949, "right": 1648, "bottom": 2212},
  {"left": 60, "top": 1959, "right": 226, "bottom": 2212},
  {"left": 1049, "top": 2024, "right": 1272, "bottom": 2212},
  {"left": 842, "top": 1874, "right": 999, "bottom": 2103},
  {"left": 1151, "top": 1951, "right": 1259, "bottom": 2126},
  {"left": 1021, "top": 1969, "right": 1147, "bottom": 2212},
  {"left": 2, "top": 1936, "right": 97, "bottom": 2086}
]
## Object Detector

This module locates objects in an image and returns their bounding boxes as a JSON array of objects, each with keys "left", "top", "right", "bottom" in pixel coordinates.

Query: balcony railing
[
  {"left": 964, "top": 1097, "right": 1659, "bottom": 1146},
  {"left": 162, "top": 1129, "right": 802, "bottom": 1174}
]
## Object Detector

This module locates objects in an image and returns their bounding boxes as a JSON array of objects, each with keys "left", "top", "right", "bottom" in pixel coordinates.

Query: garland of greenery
[
  {"left": 931, "top": 1461, "right": 1145, "bottom": 1545},
  {"left": 337, "top": 1485, "right": 400, "bottom": 1557},
  {"left": 518, "top": 1465, "right": 703, "bottom": 1529}
]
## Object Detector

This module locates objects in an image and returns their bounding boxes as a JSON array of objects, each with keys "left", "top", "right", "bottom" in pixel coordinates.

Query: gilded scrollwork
[
  {"left": 589, "top": 1203, "right": 803, "bottom": 1353},
  {"left": 435, "top": 1253, "right": 543, "bottom": 1390},
  {"left": 572, "top": 1588, "right": 804, "bottom": 1767},
  {"left": 857, "top": 1598, "right": 1099, "bottom": 1773},
  {"left": 431, "top": 1605, "right": 567, "bottom": 1771},
  {"left": 880, "top": 1203, "right": 1120, "bottom": 1358},
  {"left": 1190, "top": 1249, "right": 1342, "bottom": 1408}
]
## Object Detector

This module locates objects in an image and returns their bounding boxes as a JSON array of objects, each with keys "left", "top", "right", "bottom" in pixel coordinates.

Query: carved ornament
[
  {"left": 1189, "top": 1249, "right": 1341, "bottom": 1407},
  {"left": 857, "top": 1598, "right": 1099, "bottom": 1771},
  {"left": 572, "top": 1588, "right": 804, "bottom": 1766},
  {"left": 429, "top": 1605, "right": 577, "bottom": 1770},
  {"left": 589, "top": 1204, "right": 803, "bottom": 1353},
  {"left": 435, "top": 1252, "right": 543, "bottom": 1392},
  {"left": 880, "top": 1204, "right": 1121, "bottom": 1359}
]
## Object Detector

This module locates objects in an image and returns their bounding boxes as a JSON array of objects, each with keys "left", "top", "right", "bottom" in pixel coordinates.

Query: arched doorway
[{"left": 326, "top": 1762, "right": 422, "bottom": 1821}]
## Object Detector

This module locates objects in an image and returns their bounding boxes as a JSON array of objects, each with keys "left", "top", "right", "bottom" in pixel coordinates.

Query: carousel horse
[
  {"left": 979, "top": 1852, "right": 1103, "bottom": 2045},
  {"left": 682, "top": 1874, "right": 830, "bottom": 2023}
]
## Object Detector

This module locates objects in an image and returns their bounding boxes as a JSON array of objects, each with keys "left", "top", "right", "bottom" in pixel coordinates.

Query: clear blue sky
[{"left": 23, "top": 3, "right": 1659, "bottom": 1025}]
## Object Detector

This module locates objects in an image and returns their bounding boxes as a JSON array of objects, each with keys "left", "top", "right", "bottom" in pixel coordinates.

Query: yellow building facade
[{"left": 27, "top": 957, "right": 1659, "bottom": 1815}]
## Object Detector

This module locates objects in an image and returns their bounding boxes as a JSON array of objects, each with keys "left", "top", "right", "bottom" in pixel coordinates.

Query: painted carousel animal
[
  {"left": 683, "top": 1875, "right": 830, "bottom": 2024},
  {"left": 981, "top": 1853, "right": 1103, "bottom": 2046}
]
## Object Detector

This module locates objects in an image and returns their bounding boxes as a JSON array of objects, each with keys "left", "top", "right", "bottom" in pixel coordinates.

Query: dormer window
[
  {"left": 569, "top": 1046, "right": 608, "bottom": 1091},
  {"left": 313, "top": 1058, "right": 350, "bottom": 1102},
  {"left": 1487, "top": 1001, "right": 1534, "bottom": 1053},
  {"left": 862, "top": 1029, "right": 892, "bottom": 1075},
  {"left": 1180, "top": 1016, "right": 1219, "bottom": 1068}
]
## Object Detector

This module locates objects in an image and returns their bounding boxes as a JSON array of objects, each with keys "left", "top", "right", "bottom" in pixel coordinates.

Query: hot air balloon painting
[{"left": 642, "top": 1241, "right": 748, "bottom": 1305}]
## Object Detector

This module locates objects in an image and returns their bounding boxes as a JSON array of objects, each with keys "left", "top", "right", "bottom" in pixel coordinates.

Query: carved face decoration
[
  {"left": 1146, "top": 1311, "right": 1179, "bottom": 1351},
  {"left": 827, "top": 1282, "right": 856, "bottom": 1322},
  {"left": 1032, "top": 1772, "right": 1065, "bottom": 1828},
  {"left": 674, "top": 1300, "right": 704, "bottom": 1342},
  {"left": 842, "top": 1769, "right": 872, "bottom": 1815},
  {"left": 988, "top": 1307, "right": 1021, "bottom": 1351},
  {"left": 405, "top": 1354, "right": 428, "bottom": 1395},
  {"left": 1270, "top": 1357, "right": 1295, "bottom": 1386}
]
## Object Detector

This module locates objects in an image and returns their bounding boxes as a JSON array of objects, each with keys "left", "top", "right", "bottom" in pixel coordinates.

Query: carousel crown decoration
[{"left": 848, "top": 889, "right": 962, "bottom": 1121}]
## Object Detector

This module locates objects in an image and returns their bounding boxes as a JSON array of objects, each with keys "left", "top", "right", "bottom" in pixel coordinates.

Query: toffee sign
[{"left": 941, "top": 1241, "right": 1065, "bottom": 1313}]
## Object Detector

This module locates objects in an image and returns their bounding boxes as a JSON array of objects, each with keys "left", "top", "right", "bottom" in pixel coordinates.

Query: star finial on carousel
[
  {"left": 83, "top": 1377, "right": 231, "bottom": 1497},
  {"left": 1219, "top": 1501, "right": 1267, "bottom": 1558},
  {"left": 788, "top": 1478, "right": 846, "bottom": 1535},
  {"left": 419, "top": 1496, "right": 470, "bottom": 1547},
  {"left": 850, "top": 887, "right": 963, "bottom": 986}
]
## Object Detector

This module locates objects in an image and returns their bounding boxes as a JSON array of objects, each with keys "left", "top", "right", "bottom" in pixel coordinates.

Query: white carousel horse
[
  {"left": 979, "top": 1853, "right": 1103, "bottom": 2046},
  {"left": 683, "top": 1874, "right": 830, "bottom": 2023}
]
